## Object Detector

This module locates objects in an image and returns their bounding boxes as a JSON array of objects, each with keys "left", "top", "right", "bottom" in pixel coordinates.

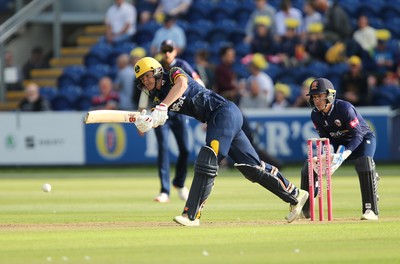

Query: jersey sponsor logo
[
  {"left": 170, "top": 96, "right": 186, "bottom": 111},
  {"left": 334, "top": 119, "right": 342, "bottom": 127},
  {"left": 324, "top": 120, "right": 329, "bottom": 127},
  {"left": 349, "top": 118, "right": 359, "bottom": 128},
  {"left": 329, "top": 130, "right": 348, "bottom": 138}
]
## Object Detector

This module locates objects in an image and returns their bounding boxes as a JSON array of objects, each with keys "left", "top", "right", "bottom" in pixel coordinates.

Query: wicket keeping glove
[
  {"left": 134, "top": 110, "right": 154, "bottom": 133},
  {"left": 152, "top": 103, "right": 169, "bottom": 128},
  {"left": 329, "top": 146, "right": 352, "bottom": 175}
]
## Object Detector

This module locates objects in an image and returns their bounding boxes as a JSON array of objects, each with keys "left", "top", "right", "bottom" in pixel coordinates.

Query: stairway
[{"left": 0, "top": 25, "right": 106, "bottom": 111}]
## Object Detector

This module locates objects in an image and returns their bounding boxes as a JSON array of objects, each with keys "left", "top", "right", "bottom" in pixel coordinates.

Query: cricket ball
[{"left": 42, "top": 183, "right": 52, "bottom": 193}]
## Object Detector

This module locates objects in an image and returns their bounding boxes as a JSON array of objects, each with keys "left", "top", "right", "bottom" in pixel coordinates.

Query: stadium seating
[{"left": 57, "top": 65, "right": 86, "bottom": 89}]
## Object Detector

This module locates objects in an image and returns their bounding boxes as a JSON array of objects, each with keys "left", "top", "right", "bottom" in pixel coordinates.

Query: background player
[
  {"left": 300, "top": 78, "right": 379, "bottom": 220},
  {"left": 132, "top": 57, "right": 308, "bottom": 226}
]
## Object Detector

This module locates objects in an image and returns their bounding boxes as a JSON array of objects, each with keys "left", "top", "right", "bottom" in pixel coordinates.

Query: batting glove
[
  {"left": 152, "top": 103, "right": 169, "bottom": 128},
  {"left": 134, "top": 110, "right": 154, "bottom": 133}
]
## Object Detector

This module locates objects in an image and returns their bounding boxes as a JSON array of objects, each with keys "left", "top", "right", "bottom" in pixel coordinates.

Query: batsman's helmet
[
  {"left": 306, "top": 78, "right": 336, "bottom": 107},
  {"left": 134, "top": 57, "right": 163, "bottom": 79}
]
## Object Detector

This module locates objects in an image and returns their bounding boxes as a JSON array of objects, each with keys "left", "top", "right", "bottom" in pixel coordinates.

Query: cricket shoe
[
  {"left": 175, "top": 186, "right": 189, "bottom": 201},
  {"left": 286, "top": 189, "right": 309, "bottom": 223},
  {"left": 173, "top": 215, "right": 200, "bottom": 227},
  {"left": 154, "top": 193, "right": 170, "bottom": 203},
  {"left": 361, "top": 209, "right": 378, "bottom": 221}
]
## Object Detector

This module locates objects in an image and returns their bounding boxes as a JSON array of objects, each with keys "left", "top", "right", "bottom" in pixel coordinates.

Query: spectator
[
  {"left": 214, "top": 44, "right": 241, "bottom": 105},
  {"left": 244, "top": 0, "right": 276, "bottom": 43},
  {"left": 194, "top": 49, "right": 216, "bottom": 90},
  {"left": 153, "top": 0, "right": 192, "bottom": 21},
  {"left": 4, "top": 50, "right": 23, "bottom": 91},
  {"left": 274, "top": 0, "right": 303, "bottom": 38},
  {"left": 150, "top": 15, "right": 186, "bottom": 56},
  {"left": 104, "top": 0, "right": 137, "bottom": 44},
  {"left": 370, "top": 29, "right": 395, "bottom": 83},
  {"left": 313, "top": 0, "right": 352, "bottom": 43},
  {"left": 130, "top": 47, "right": 147, "bottom": 109},
  {"left": 304, "top": 22, "right": 328, "bottom": 62},
  {"left": 301, "top": 0, "right": 323, "bottom": 38},
  {"left": 292, "top": 77, "right": 315, "bottom": 107},
  {"left": 276, "top": 18, "right": 303, "bottom": 67},
  {"left": 340, "top": 55, "right": 370, "bottom": 106},
  {"left": 18, "top": 82, "right": 51, "bottom": 111},
  {"left": 91, "top": 77, "right": 119, "bottom": 110},
  {"left": 22, "top": 46, "right": 49, "bottom": 80},
  {"left": 353, "top": 15, "right": 377, "bottom": 55},
  {"left": 240, "top": 53, "right": 274, "bottom": 109},
  {"left": 250, "top": 16, "right": 278, "bottom": 56},
  {"left": 271, "top": 83, "right": 291, "bottom": 109},
  {"left": 114, "top": 54, "right": 135, "bottom": 110}
]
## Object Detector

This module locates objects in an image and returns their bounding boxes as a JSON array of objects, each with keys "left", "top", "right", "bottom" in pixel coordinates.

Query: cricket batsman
[
  {"left": 132, "top": 57, "right": 309, "bottom": 226},
  {"left": 300, "top": 78, "right": 379, "bottom": 220}
]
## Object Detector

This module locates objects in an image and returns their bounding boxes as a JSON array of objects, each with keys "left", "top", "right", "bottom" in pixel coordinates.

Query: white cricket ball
[{"left": 42, "top": 183, "right": 52, "bottom": 192}]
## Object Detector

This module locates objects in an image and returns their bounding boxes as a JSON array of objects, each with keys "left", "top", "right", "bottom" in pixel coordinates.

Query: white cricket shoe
[
  {"left": 176, "top": 186, "right": 189, "bottom": 201},
  {"left": 286, "top": 189, "right": 309, "bottom": 223},
  {"left": 361, "top": 209, "right": 378, "bottom": 220},
  {"left": 154, "top": 193, "right": 170, "bottom": 203},
  {"left": 173, "top": 215, "right": 200, "bottom": 227}
]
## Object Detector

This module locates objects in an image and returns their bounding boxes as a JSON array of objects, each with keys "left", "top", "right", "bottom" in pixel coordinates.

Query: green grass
[{"left": 0, "top": 165, "right": 399, "bottom": 264}]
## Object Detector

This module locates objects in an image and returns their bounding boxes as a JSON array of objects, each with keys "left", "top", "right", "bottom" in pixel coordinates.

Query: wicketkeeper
[
  {"left": 300, "top": 78, "right": 379, "bottom": 220},
  {"left": 132, "top": 57, "right": 309, "bottom": 226}
]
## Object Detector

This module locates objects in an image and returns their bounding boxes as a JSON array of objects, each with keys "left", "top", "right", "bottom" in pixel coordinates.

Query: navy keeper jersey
[
  {"left": 149, "top": 66, "right": 228, "bottom": 123},
  {"left": 312, "top": 99, "right": 374, "bottom": 151}
]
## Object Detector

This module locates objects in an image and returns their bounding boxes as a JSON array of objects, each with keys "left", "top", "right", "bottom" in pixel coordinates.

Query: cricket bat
[{"left": 84, "top": 110, "right": 141, "bottom": 124}]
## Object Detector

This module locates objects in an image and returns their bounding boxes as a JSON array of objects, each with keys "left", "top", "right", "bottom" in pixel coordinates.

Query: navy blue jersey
[
  {"left": 311, "top": 99, "right": 374, "bottom": 151},
  {"left": 150, "top": 67, "right": 227, "bottom": 123}
]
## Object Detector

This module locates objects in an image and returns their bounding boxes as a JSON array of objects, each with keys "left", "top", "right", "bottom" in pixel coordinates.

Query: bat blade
[{"left": 84, "top": 110, "right": 140, "bottom": 124}]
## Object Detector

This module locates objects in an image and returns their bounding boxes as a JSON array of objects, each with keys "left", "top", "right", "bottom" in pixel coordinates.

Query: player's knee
[
  {"left": 194, "top": 146, "right": 218, "bottom": 178},
  {"left": 355, "top": 156, "right": 375, "bottom": 173},
  {"left": 234, "top": 162, "right": 265, "bottom": 183}
]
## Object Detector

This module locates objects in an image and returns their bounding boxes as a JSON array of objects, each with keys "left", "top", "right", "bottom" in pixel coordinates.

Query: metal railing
[{"left": 0, "top": 0, "right": 60, "bottom": 102}]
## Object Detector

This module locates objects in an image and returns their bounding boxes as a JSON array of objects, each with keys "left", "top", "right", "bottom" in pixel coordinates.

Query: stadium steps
[{"left": 0, "top": 24, "right": 103, "bottom": 111}]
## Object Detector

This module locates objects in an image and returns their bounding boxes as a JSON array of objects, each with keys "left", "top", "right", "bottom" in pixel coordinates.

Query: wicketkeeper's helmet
[
  {"left": 134, "top": 57, "right": 163, "bottom": 79},
  {"left": 306, "top": 78, "right": 336, "bottom": 107}
]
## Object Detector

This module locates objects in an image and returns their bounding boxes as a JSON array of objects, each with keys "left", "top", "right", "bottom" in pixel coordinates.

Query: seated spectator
[
  {"left": 370, "top": 29, "right": 396, "bottom": 85},
  {"left": 22, "top": 46, "right": 49, "bottom": 80},
  {"left": 292, "top": 77, "right": 314, "bottom": 107},
  {"left": 91, "top": 77, "right": 119, "bottom": 110},
  {"left": 194, "top": 49, "right": 216, "bottom": 90},
  {"left": 153, "top": 0, "right": 192, "bottom": 21},
  {"left": 214, "top": 44, "right": 241, "bottom": 105},
  {"left": 274, "top": 0, "right": 303, "bottom": 38},
  {"left": 244, "top": 0, "right": 276, "bottom": 43},
  {"left": 240, "top": 53, "right": 274, "bottom": 109},
  {"left": 115, "top": 54, "right": 135, "bottom": 110},
  {"left": 4, "top": 50, "right": 23, "bottom": 91},
  {"left": 301, "top": 0, "right": 323, "bottom": 38},
  {"left": 276, "top": 18, "right": 303, "bottom": 67},
  {"left": 340, "top": 55, "right": 370, "bottom": 106},
  {"left": 250, "top": 16, "right": 278, "bottom": 56},
  {"left": 150, "top": 15, "right": 186, "bottom": 56},
  {"left": 18, "top": 82, "right": 51, "bottom": 111},
  {"left": 104, "top": 0, "right": 137, "bottom": 45},
  {"left": 304, "top": 22, "right": 328, "bottom": 62},
  {"left": 353, "top": 15, "right": 377, "bottom": 55},
  {"left": 271, "top": 83, "right": 291, "bottom": 109}
]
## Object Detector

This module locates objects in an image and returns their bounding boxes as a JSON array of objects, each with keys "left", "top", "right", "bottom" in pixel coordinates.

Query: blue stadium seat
[
  {"left": 83, "top": 85, "right": 100, "bottom": 97},
  {"left": 384, "top": 17, "right": 400, "bottom": 39},
  {"left": 133, "top": 20, "right": 160, "bottom": 46},
  {"left": 338, "top": 0, "right": 360, "bottom": 17},
  {"left": 229, "top": 28, "right": 246, "bottom": 45},
  {"left": 380, "top": 3, "right": 400, "bottom": 22},
  {"left": 264, "top": 63, "right": 285, "bottom": 83},
  {"left": 75, "top": 95, "right": 93, "bottom": 111},
  {"left": 39, "top": 87, "right": 58, "bottom": 102},
  {"left": 57, "top": 65, "right": 86, "bottom": 89},
  {"left": 186, "top": 19, "right": 213, "bottom": 43},
  {"left": 80, "top": 64, "right": 111, "bottom": 88},
  {"left": 367, "top": 17, "right": 385, "bottom": 30},
  {"left": 208, "top": 0, "right": 238, "bottom": 23},
  {"left": 207, "top": 19, "right": 237, "bottom": 44},
  {"left": 356, "top": 2, "right": 382, "bottom": 18},
  {"left": 51, "top": 86, "right": 82, "bottom": 111},
  {"left": 234, "top": 41, "right": 251, "bottom": 58},
  {"left": 234, "top": 3, "right": 253, "bottom": 28},
  {"left": 288, "top": 84, "right": 302, "bottom": 105},
  {"left": 84, "top": 42, "right": 113, "bottom": 67},
  {"left": 184, "top": 0, "right": 214, "bottom": 23}
]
